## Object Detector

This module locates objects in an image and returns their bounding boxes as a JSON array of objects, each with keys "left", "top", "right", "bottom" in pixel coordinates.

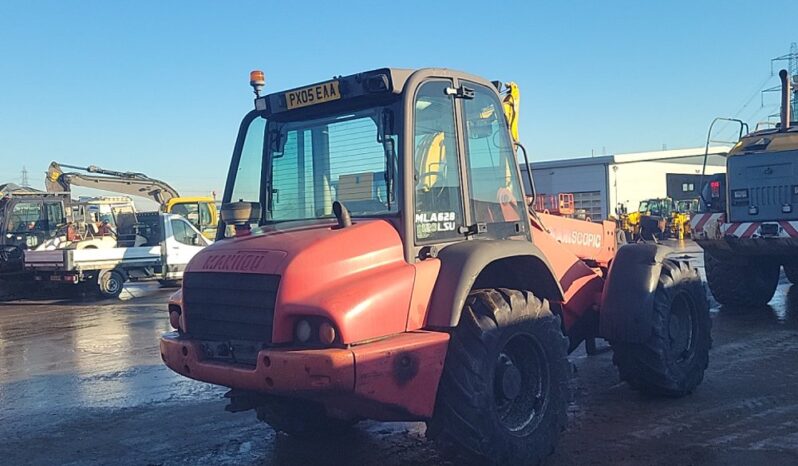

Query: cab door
[
  {"left": 411, "top": 79, "right": 468, "bottom": 257},
  {"left": 161, "top": 216, "right": 210, "bottom": 279},
  {"left": 458, "top": 80, "right": 529, "bottom": 240}
]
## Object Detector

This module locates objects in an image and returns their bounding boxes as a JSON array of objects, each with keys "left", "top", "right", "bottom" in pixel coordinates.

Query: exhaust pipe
[{"left": 780, "top": 69, "right": 791, "bottom": 131}]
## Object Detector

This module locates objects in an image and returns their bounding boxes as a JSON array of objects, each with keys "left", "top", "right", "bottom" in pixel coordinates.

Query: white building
[{"left": 521, "top": 146, "right": 730, "bottom": 220}]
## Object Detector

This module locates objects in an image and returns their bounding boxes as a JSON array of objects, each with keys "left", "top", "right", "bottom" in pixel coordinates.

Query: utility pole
[
  {"left": 21, "top": 166, "right": 29, "bottom": 187},
  {"left": 763, "top": 42, "right": 798, "bottom": 121}
]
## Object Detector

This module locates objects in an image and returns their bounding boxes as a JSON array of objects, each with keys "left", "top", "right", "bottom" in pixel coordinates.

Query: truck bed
[{"left": 25, "top": 246, "right": 162, "bottom": 272}]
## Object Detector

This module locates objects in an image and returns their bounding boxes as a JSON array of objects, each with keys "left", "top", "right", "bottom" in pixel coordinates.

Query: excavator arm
[
  {"left": 502, "top": 81, "right": 521, "bottom": 144},
  {"left": 46, "top": 162, "right": 180, "bottom": 205}
]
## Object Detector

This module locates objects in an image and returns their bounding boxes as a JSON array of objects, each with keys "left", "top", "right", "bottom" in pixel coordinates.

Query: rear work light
[
  {"left": 731, "top": 189, "right": 748, "bottom": 200},
  {"left": 732, "top": 189, "right": 749, "bottom": 206},
  {"left": 710, "top": 181, "right": 721, "bottom": 198}
]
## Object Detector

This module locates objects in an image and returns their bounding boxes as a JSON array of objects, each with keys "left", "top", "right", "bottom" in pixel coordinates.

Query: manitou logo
[{"left": 201, "top": 253, "right": 267, "bottom": 272}]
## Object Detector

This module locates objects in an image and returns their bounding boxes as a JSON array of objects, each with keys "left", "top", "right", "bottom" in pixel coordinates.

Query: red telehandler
[{"left": 161, "top": 68, "right": 711, "bottom": 465}]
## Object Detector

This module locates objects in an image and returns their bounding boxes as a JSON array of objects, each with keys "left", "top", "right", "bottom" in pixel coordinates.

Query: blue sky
[{"left": 1, "top": 1, "right": 795, "bottom": 197}]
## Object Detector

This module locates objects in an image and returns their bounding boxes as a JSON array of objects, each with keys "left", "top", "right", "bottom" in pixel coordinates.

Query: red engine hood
[{"left": 185, "top": 220, "right": 421, "bottom": 344}]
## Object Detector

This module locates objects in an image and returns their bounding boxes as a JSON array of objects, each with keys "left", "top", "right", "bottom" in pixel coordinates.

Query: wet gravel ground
[{"left": 1, "top": 240, "right": 797, "bottom": 465}]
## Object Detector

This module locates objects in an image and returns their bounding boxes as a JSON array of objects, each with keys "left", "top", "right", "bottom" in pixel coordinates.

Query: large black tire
[
  {"left": 704, "top": 251, "right": 779, "bottom": 307},
  {"left": 255, "top": 397, "right": 356, "bottom": 438},
  {"left": 611, "top": 259, "right": 711, "bottom": 397},
  {"left": 97, "top": 270, "right": 125, "bottom": 299},
  {"left": 784, "top": 264, "right": 798, "bottom": 285},
  {"left": 426, "top": 289, "right": 571, "bottom": 465}
]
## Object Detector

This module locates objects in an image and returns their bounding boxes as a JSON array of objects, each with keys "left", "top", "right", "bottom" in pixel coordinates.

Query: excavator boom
[{"left": 46, "top": 162, "right": 180, "bottom": 205}]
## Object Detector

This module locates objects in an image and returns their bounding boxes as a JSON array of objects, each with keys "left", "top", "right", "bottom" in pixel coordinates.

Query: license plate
[{"left": 285, "top": 80, "right": 340, "bottom": 110}]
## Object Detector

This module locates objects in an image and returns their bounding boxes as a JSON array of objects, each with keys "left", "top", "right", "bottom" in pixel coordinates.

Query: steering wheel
[{"left": 496, "top": 187, "right": 520, "bottom": 222}]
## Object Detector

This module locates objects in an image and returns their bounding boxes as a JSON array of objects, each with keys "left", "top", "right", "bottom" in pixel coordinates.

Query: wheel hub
[
  {"left": 492, "top": 335, "right": 549, "bottom": 433},
  {"left": 668, "top": 293, "right": 696, "bottom": 363},
  {"left": 496, "top": 354, "right": 522, "bottom": 401}
]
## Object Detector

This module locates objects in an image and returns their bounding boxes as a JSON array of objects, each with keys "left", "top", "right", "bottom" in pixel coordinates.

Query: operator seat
[{"left": 415, "top": 131, "right": 453, "bottom": 214}]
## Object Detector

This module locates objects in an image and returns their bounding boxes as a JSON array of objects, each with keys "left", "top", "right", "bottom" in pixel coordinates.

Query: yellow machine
[
  {"left": 618, "top": 197, "right": 693, "bottom": 240},
  {"left": 164, "top": 197, "right": 218, "bottom": 239},
  {"left": 671, "top": 199, "right": 697, "bottom": 240}
]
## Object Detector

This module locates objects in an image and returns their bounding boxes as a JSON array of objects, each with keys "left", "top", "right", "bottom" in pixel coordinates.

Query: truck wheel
[
  {"left": 783, "top": 265, "right": 798, "bottom": 285},
  {"left": 704, "top": 251, "right": 779, "bottom": 307},
  {"left": 97, "top": 270, "right": 125, "bottom": 299},
  {"left": 427, "top": 289, "right": 571, "bottom": 465},
  {"left": 158, "top": 279, "right": 182, "bottom": 288},
  {"left": 611, "top": 260, "right": 711, "bottom": 397},
  {"left": 255, "top": 397, "right": 355, "bottom": 438}
]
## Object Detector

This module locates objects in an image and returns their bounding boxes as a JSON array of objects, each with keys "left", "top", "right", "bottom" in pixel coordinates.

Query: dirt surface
[{"left": 1, "top": 241, "right": 797, "bottom": 465}]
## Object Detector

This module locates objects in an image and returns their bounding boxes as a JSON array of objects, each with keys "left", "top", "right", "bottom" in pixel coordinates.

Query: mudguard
[
  {"left": 426, "top": 240, "right": 564, "bottom": 328},
  {"left": 599, "top": 243, "right": 672, "bottom": 343}
]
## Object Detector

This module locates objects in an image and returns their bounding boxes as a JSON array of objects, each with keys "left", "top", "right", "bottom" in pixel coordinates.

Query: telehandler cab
[{"left": 161, "top": 68, "right": 711, "bottom": 464}]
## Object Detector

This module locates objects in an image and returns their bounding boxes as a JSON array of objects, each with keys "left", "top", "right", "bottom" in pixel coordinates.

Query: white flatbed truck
[{"left": 24, "top": 212, "right": 209, "bottom": 298}]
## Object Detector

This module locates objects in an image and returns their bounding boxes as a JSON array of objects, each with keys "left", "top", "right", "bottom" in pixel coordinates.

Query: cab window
[
  {"left": 171, "top": 219, "right": 201, "bottom": 246},
  {"left": 223, "top": 116, "right": 266, "bottom": 238},
  {"left": 414, "top": 80, "right": 463, "bottom": 242},
  {"left": 45, "top": 202, "right": 65, "bottom": 230},
  {"left": 8, "top": 202, "right": 44, "bottom": 233},
  {"left": 198, "top": 202, "right": 212, "bottom": 227},
  {"left": 462, "top": 82, "right": 526, "bottom": 238},
  {"left": 172, "top": 203, "right": 200, "bottom": 225}
]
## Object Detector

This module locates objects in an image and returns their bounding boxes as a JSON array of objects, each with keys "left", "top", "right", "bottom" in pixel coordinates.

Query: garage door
[{"left": 573, "top": 191, "right": 603, "bottom": 220}]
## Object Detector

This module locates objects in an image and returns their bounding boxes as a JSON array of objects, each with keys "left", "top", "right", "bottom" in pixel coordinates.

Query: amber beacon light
[{"left": 249, "top": 70, "right": 265, "bottom": 97}]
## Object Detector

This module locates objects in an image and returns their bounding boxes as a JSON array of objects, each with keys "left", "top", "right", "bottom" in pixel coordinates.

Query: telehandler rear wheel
[
  {"left": 704, "top": 251, "right": 779, "bottom": 307},
  {"left": 611, "top": 260, "right": 711, "bottom": 397},
  {"left": 427, "top": 289, "right": 570, "bottom": 465},
  {"left": 255, "top": 397, "right": 356, "bottom": 438}
]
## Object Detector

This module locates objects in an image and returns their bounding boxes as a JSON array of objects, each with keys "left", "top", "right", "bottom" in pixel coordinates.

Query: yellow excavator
[{"left": 46, "top": 162, "right": 218, "bottom": 238}]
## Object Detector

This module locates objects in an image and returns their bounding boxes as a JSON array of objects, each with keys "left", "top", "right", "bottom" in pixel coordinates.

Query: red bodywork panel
[
  {"left": 531, "top": 213, "right": 612, "bottom": 329},
  {"left": 185, "top": 220, "right": 418, "bottom": 345},
  {"left": 536, "top": 212, "right": 618, "bottom": 268},
  {"left": 161, "top": 330, "right": 449, "bottom": 420}
]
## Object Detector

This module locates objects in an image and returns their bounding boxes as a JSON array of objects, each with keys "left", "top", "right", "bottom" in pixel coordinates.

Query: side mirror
[{"left": 220, "top": 201, "right": 261, "bottom": 226}]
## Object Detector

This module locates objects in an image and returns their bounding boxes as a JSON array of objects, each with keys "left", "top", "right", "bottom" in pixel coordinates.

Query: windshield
[
  {"left": 224, "top": 106, "right": 399, "bottom": 234},
  {"left": 6, "top": 201, "right": 45, "bottom": 234},
  {"left": 3, "top": 200, "right": 65, "bottom": 248}
]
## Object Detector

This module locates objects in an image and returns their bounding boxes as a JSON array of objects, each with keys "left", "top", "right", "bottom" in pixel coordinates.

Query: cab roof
[
  {"left": 255, "top": 67, "right": 499, "bottom": 118},
  {"left": 730, "top": 125, "right": 798, "bottom": 155}
]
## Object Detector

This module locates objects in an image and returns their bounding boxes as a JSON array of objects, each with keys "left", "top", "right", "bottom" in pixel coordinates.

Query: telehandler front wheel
[
  {"left": 611, "top": 260, "right": 711, "bottom": 397},
  {"left": 704, "top": 251, "right": 779, "bottom": 307},
  {"left": 255, "top": 397, "right": 356, "bottom": 438},
  {"left": 427, "top": 289, "right": 571, "bottom": 465}
]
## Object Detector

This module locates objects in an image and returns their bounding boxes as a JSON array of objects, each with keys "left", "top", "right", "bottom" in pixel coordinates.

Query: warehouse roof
[{"left": 526, "top": 146, "right": 732, "bottom": 170}]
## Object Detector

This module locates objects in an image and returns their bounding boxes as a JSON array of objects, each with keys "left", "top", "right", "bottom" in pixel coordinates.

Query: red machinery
[{"left": 160, "top": 68, "right": 711, "bottom": 465}]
